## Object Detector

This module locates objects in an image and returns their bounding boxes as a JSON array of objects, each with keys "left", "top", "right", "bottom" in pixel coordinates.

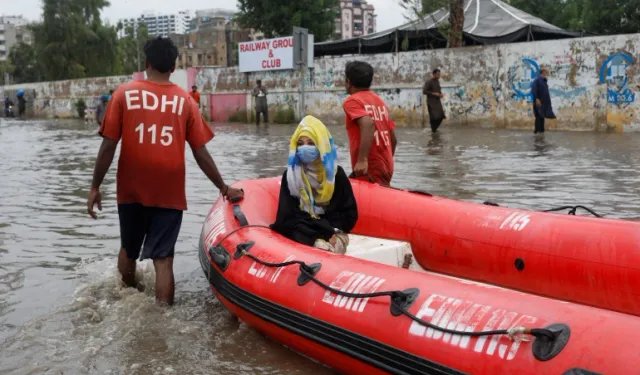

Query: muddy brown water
[{"left": 1, "top": 119, "right": 639, "bottom": 374}]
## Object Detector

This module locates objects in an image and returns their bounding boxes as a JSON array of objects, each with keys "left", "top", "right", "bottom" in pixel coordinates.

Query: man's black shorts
[{"left": 118, "top": 203, "right": 183, "bottom": 260}]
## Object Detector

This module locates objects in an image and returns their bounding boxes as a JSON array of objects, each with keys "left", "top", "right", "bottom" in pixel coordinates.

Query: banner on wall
[
  {"left": 238, "top": 34, "right": 314, "bottom": 73},
  {"left": 132, "top": 72, "right": 146, "bottom": 81}
]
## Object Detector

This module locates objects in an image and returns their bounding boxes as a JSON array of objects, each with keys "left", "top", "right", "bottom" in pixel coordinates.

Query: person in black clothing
[
  {"left": 4, "top": 97, "right": 14, "bottom": 117},
  {"left": 271, "top": 116, "right": 358, "bottom": 254},
  {"left": 423, "top": 69, "right": 446, "bottom": 133},
  {"left": 95, "top": 95, "right": 109, "bottom": 125},
  {"left": 531, "top": 68, "right": 556, "bottom": 134},
  {"left": 16, "top": 90, "right": 26, "bottom": 117}
]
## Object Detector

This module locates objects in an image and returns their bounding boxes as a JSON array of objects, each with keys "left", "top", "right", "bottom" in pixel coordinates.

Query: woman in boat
[{"left": 271, "top": 115, "right": 358, "bottom": 254}]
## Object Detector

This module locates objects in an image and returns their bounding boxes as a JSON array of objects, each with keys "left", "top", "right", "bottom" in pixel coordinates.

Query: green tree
[
  {"left": 448, "top": 0, "right": 464, "bottom": 48},
  {"left": 505, "top": 0, "right": 573, "bottom": 30},
  {"left": 30, "top": 0, "right": 119, "bottom": 81},
  {"left": 398, "top": 0, "right": 464, "bottom": 48},
  {"left": 399, "top": 0, "right": 448, "bottom": 17},
  {"left": 236, "top": 0, "right": 340, "bottom": 42},
  {"left": 8, "top": 43, "right": 41, "bottom": 84},
  {"left": 0, "top": 60, "right": 14, "bottom": 85},
  {"left": 116, "top": 23, "right": 150, "bottom": 74},
  {"left": 505, "top": 0, "right": 640, "bottom": 35}
]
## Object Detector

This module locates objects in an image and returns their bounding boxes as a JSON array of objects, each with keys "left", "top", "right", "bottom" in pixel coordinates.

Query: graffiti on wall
[
  {"left": 509, "top": 58, "right": 540, "bottom": 102},
  {"left": 600, "top": 52, "right": 635, "bottom": 104}
]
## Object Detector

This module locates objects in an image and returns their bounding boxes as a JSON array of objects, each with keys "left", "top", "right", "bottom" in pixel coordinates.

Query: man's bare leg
[
  {"left": 153, "top": 257, "right": 175, "bottom": 306},
  {"left": 118, "top": 248, "right": 137, "bottom": 287}
]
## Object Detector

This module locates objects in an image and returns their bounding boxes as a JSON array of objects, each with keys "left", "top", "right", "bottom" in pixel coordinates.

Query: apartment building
[
  {"left": 335, "top": 0, "right": 377, "bottom": 40},
  {"left": 118, "top": 11, "right": 192, "bottom": 38},
  {"left": 0, "top": 16, "right": 32, "bottom": 61}
]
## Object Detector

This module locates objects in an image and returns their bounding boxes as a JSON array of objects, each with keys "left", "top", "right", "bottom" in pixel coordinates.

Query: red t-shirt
[
  {"left": 343, "top": 90, "right": 396, "bottom": 186},
  {"left": 99, "top": 80, "right": 214, "bottom": 210},
  {"left": 190, "top": 91, "right": 201, "bottom": 105}
]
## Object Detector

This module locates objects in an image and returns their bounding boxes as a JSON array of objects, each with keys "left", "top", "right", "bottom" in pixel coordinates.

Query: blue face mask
[{"left": 296, "top": 145, "right": 320, "bottom": 164}]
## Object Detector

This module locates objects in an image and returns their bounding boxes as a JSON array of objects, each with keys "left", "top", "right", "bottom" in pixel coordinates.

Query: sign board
[
  {"left": 293, "top": 27, "right": 309, "bottom": 68},
  {"left": 238, "top": 34, "right": 315, "bottom": 73}
]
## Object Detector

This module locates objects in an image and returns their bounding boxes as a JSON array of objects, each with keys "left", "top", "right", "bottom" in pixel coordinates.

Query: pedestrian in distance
[
  {"left": 190, "top": 85, "right": 201, "bottom": 108},
  {"left": 531, "top": 67, "right": 556, "bottom": 134},
  {"left": 253, "top": 79, "right": 269, "bottom": 125},
  {"left": 423, "top": 69, "right": 446, "bottom": 133}
]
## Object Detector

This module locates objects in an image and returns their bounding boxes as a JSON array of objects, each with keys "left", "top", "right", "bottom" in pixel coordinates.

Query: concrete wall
[
  {"left": 5, "top": 33, "right": 640, "bottom": 132},
  {"left": 0, "top": 71, "right": 188, "bottom": 119},
  {"left": 1, "top": 75, "right": 133, "bottom": 118},
  {"left": 194, "top": 33, "right": 640, "bottom": 132}
]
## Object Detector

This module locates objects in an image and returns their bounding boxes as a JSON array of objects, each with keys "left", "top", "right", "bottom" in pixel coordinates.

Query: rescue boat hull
[{"left": 198, "top": 178, "right": 640, "bottom": 374}]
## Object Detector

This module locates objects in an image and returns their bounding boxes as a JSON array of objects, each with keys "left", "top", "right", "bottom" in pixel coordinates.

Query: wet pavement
[{"left": 0, "top": 119, "right": 638, "bottom": 374}]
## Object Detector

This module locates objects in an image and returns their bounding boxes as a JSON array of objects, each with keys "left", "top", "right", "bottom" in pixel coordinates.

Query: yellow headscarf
[{"left": 287, "top": 116, "right": 338, "bottom": 218}]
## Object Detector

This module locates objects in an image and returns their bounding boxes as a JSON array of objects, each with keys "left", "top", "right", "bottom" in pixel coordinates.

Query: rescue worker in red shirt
[
  {"left": 190, "top": 85, "right": 200, "bottom": 108},
  {"left": 342, "top": 61, "right": 397, "bottom": 187},
  {"left": 87, "top": 37, "right": 243, "bottom": 306}
]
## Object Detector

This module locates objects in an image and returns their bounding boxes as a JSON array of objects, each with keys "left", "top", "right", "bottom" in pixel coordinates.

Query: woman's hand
[{"left": 329, "top": 235, "right": 338, "bottom": 245}]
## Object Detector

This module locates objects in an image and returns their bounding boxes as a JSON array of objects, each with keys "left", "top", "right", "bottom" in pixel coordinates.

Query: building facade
[
  {"left": 171, "top": 30, "right": 225, "bottom": 69},
  {"left": 335, "top": 0, "right": 376, "bottom": 40},
  {"left": 190, "top": 9, "right": 235, "bottom": 33},
  {"left": 0, "top": 16, "right": 32, "bottom": 61},
  {"left": 118, "top": 11, "right": 192, "bottom": 38},
  {"left": 170, "top": 9, "right": 257, "bottom": 69}
]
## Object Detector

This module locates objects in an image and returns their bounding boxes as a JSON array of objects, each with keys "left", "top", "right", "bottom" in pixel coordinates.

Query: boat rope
[
  {"left": 484, "top": 201, "right": 603, "bottom": 217},
  {"left": 214, "top": 224, "right": 272, "bottom": 248},
  {"left": 542, "top": 205, "right": 603, "bottom": 217},
  {"left": 234, "top": 245, "right": 555, "bottom": 342},
  {"left": 213, "top": 206, "right": 561, "bottom": 344},
  {"left": 343, "top": 182, "right": 601, "bottom": 218}
]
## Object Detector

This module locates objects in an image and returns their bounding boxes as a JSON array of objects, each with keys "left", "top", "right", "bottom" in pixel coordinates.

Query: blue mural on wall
[
  {"left": 510, "top": 58, "right": 540, "bottom": 102},
  {"left": 600, "top": 52, "right": 635, "bottom": 104}
]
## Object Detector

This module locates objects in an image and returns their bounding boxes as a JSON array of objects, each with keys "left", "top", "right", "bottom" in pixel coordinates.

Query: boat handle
[{"left": 232, "top": 204, "right": 249, "bottom": 227}]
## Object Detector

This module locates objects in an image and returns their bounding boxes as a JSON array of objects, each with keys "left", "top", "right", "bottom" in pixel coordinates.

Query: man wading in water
[
  {"left": 87, "top": 37, "right": 243, "bottom": 305},
  {"left": 343, "top": 61, "right": 397, "bottom": 187},
  {"left": 253, "top": 79, "right": 268, "bottom": 125},
  {"left": 423, "top": 69, "right": 446, "bottom": 133},
  {"left": 531, "top": 68, "right": 556, "bottom": 134}
]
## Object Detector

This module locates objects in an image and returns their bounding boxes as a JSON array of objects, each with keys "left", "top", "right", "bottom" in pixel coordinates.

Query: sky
[{"left": 7, "top": 0, "right": 407, "bottom": 33}]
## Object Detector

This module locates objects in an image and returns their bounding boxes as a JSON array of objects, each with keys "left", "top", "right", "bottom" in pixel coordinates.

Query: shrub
[
  {"left": 273, "top": 106, "right": 296, "bottom": 124},
  {"left": 227, "top": 109, "right": 248, "bottom": 123},
  {"left": 75, "top": 99, "right": 87, "bottom": 119}
]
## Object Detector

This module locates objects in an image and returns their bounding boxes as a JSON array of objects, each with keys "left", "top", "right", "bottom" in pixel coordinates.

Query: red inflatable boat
[{"left": 199, "top": 178, "right": 640, "bottom": 374}]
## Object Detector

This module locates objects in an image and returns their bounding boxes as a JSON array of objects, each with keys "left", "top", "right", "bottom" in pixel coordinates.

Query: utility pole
[
  {"left": 136, "top": 44, "right": 141, "bottom": 72},
  {"left": 136, "top": 28, "right": 141, "bottom": 72},
  {"left": 293, "top": 27, "right": 309, "bottom": 121}
]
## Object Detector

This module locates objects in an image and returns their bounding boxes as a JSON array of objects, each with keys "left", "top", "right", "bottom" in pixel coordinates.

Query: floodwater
[{"left": 1, "top": 119, "right": 639, "bottom": 374}]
